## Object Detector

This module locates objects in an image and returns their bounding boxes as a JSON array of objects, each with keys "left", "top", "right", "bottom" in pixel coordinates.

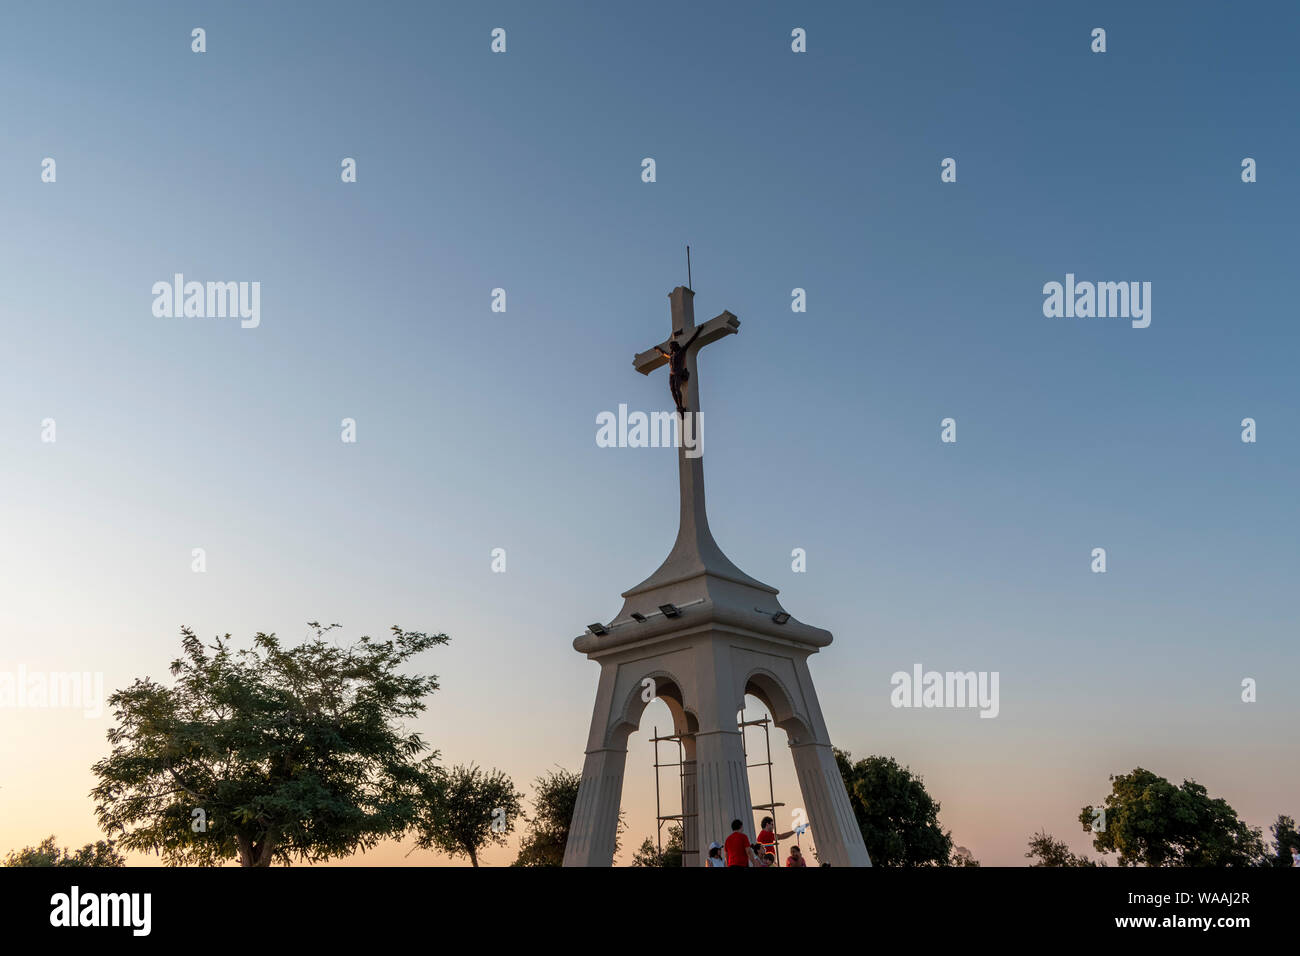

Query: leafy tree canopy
[
  {"left": 835, "top": 749, "right": 954, "bottom": 867},
  {"left": 1080, "top": 767, "right": 1264, "bottom": 867},
  {"left": 513, "top": 769, "right": 581, "bottom": 867},
  {"left": 412, "top": 763, "right": 522, "bottom": 867},
  {"left": 512, "top": 768, "right": 624, "bottom": 866},
  {"left": 4, "top": 836, "right": 125, "bottom": 867},
  {"left": 1025, "top": 830, "right": 1100, "bottom": 867},
  {"left": 631, "top": 825, "right": 684, "bottom": 867},
  {"left": 950, "top": 845, "right": 981, "bottom": 867},
  {"left": 91, "top": 623, "right": 448, "bottom": 867},
  {"left": 1267, "top": 814, "right": 1298, "bottom": 868}
]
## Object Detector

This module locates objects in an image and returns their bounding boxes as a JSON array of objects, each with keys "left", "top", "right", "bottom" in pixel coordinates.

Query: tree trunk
[
  {"left": 255, "top": 828, "right": 278, "bottom": 867},
  {"left": 236, "top": 831, "right": 277, "bottom": 867}
]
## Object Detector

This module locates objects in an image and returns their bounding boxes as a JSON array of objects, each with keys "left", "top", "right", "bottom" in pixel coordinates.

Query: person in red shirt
[
  {"left": 723, "top": 819, "right": 756, "bottom": 867},
  {"left": 785, "top": 845, "right": 808, "bottom": 867},
  {"left": 756, "top": 815, "right": 801, "bottom": 862}
]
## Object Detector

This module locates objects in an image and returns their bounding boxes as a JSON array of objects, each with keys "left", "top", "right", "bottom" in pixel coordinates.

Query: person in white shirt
[{"left": 706, "top": 842, "right": 726, "bottom": 867}]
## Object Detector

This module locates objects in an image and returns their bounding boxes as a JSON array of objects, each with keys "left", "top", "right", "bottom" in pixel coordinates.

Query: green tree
[
  {"left": 4, "top": 836, "right": 125, "bottom": 867},
  {"left": 512, "top": 769, "right": 582, "bottom": 867},
  {"left": 631, "top": 825, "right": 684, "bottom": 867},
  {"left": 511, "top": 768, "right": 624, "bottom": 866},
  {"left": 413, "top": 763, "right": 523, "bottom": 867},
  {"left": 1025, "top": 830, "right": 1099, "bottom": 867},
  {"left": 834, "top": 749, "right": 953, "bottom": 867},
  {"left": 1266, "top": 814, "right": 1298, "bottom": 868},
  {"left": 950, "top": 845, "right": 981, "bottom": 867},
  {"left": 91, "top": 623, "right": 448, "bottom": 867},
  {"left": 1080, "top": 767, "right": 1265, "bottom": 867}
]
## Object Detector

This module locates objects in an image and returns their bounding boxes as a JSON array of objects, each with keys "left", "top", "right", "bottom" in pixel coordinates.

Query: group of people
[{"left": 705, "top": 816, "right": 810, "bottom": 867}]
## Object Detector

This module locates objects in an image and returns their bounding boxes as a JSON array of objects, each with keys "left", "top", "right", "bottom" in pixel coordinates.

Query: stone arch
[
  {"left": 741, "top": 667, "right": 812, "bottom": 745},
  {"left": 606, "top": 667, "right": 699, "bottom": 751}
]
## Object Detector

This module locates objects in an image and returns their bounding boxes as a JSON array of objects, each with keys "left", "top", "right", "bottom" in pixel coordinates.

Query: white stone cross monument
[{"left": 562, "top": 284, "right": 872, "bottom": 867}]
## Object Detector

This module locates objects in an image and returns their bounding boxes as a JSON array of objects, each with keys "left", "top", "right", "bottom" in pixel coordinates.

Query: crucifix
[
  {"left": 631, "top": 286, "right": 742, "bottom": 574},
  {"left": 633, "top": 286, "right": 739, "bottom": 418}
]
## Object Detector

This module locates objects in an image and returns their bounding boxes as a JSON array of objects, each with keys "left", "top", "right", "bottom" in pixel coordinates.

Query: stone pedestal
[{"left": 563, "top": 285, "right": 871, "bottom": 868}]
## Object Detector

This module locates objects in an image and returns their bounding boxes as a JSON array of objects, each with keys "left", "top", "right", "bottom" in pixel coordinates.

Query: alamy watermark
[
  {"left": 50, "top": 886, "right": 151, "bottom": 936},
  {"left": 1042, "top": 273, "right": 1150, "bottom": 328},
  {"left": 152, "top": 274, "right": 260, "bottom": 328},
  {"left": 0, "top": 666, "right": 103, "bottom": 718},
  {"left": 890, "top": 664, "right": 999, "bottom": 718},
  {"left": 596, "top": 404, "right": 703, "bottom": 458}
]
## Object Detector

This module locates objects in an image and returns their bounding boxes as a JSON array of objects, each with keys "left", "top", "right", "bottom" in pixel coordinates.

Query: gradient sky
[{"left": 1, "top": 1, "right": 1297, "bottom": 866}]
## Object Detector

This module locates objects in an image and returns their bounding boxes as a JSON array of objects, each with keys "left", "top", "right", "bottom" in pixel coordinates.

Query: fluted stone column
[
  {"left": 680, "top": 734, "right": 700, "bottom": 866},
  {"left": 790, "top": 740, "right": 871, "bottom": 866},
  {"left": 694, "top": 728, "right": 753, "bottom": 859},
  {"left": 563, "top": 662, "right": 627, "bottom": 867},
  {"left": 563, "top": 747, "right": 627, "bottom": 866}
]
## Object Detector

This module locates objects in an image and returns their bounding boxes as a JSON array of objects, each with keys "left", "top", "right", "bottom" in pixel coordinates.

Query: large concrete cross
[{"left": 627, "top": 286, "right": 757, "bottom": 586}]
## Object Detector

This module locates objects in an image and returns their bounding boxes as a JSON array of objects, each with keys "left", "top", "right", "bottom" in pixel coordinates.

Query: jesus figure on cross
[
  {"left": 655, "top": 327, "right": 704, "bottom": 417},
  {"left": 633, "top": 287, "right": 740, "bottom": 425}
]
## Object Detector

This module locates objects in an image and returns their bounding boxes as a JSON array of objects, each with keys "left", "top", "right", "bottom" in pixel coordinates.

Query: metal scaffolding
[
  {"left": 651, "top": 710, "right": 783, "bottom": 865},
  {"left": 650, "top": 726, "right": 695, "bottom": 861},
  {"left": 740, "top": 713, "right": 785, "bottom": 862}
]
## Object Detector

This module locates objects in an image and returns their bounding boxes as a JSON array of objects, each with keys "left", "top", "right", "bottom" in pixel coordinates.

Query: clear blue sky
[{"left": 1, "top": 1, "right": 1296, "bottom": 865}]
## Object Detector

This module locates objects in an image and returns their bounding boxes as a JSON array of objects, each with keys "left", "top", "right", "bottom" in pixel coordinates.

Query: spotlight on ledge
[
  {"left": 587, "top": 622, "right": 608, "bottom": 636},
  {"left": 630, "top": 612, "right": 648, "bottom": 623},
  {"left": 658, "top": 603, "right": 681, "bottom": 618},
  {"left": 771, "top": 612, "right": 790, "bottom": 625}
]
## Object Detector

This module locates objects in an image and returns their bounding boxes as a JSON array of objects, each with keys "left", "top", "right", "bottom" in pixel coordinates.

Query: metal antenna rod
[{"left": 687, "top": 245, "right": 692, "bottom": 290}]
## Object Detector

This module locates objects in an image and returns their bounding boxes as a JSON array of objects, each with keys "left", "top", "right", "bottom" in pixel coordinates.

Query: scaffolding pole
[
  {"left": 651, "top": 726, "right": 698, "bottom": 862},
  {"left": 740, "top": 713, "right": 785, "bottom": 864}
]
